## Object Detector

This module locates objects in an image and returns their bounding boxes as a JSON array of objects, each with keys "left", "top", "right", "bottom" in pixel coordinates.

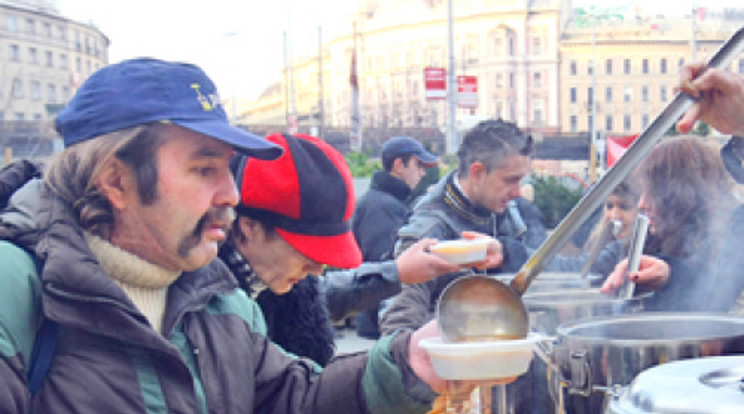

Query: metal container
[
  {"left": 523, "top": 288, "right": 647, "bottom": 335},
  {"left": 496, "top": 272, "right": 603, "bottom": 295},
  {"left": 553, "top": 313, "right": 744, "bottom": 414},
  {"left": 605, "top": 356, "right": 744, "bottom": 414}
]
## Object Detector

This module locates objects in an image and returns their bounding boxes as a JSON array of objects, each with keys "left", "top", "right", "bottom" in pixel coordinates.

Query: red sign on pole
[
  {"left": 424, "top": 67, "right": 447, "bottom": 100},
  {"left": 457, "top": 75, "right": 478, "bottom": 108}
]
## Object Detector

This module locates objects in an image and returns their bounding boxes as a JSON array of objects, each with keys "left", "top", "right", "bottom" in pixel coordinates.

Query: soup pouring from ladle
[{"left": 437, "top": 26, "right": 744, "bottom": 343}]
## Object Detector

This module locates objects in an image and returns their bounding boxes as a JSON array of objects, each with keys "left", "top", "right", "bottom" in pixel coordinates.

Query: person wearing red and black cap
[
  {"left": 352, "top": 136, "right": 438, "bottom": 339},
  {"left": 221, "top": 133, "right": 499, "bottom": 366}
]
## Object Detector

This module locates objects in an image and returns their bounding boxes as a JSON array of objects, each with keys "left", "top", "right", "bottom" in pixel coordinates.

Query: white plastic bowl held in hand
[
  {"left": 428, "top": 238, "right": 491, "bottom": 265},
  {"left": 419, "top": 333, "right": 540, "bottom": 380}
]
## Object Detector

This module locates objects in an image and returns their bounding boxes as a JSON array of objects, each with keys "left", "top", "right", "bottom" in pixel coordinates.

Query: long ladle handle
[{"left": 510, "top": 25, "right": 744, "bottom": 295}]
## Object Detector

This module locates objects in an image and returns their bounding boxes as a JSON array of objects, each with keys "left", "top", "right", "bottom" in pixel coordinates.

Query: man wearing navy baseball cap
[
  {"left": 352, "top": 136, "right": 438, "bottom": 339},
  {"left": 0, "top": 58, "right": 501, "bottom": 413}
]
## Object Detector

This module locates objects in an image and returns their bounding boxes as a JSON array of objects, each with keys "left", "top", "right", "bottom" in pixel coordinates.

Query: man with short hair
[
  {"left": 351, "top": 136, "right": 438, "bottom": 339},
  {"left": 0, "top": 58, "right": 460, "bottom": 413},
  {"left": 380, "top": 119, "right": 540, "bottom": 414}
]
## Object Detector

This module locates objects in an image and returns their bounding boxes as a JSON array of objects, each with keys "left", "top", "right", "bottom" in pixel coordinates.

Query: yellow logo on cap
[{"left": 190, "top": 83, "right": 222, "bottom": 112}]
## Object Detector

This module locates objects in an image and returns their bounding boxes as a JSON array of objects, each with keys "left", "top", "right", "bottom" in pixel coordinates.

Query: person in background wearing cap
[
  {"left": 351, "top": 136, "right": 438, "bottom": 340},
  {"left": 0, "top": 57, "right": 498, "bottom": 413},
  {"left": 221, "top": 133, "right": 501, "bottom": 366}
]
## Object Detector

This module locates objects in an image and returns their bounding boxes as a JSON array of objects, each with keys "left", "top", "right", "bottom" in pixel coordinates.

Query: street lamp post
[{"left": 446, "top": 0, "right": 457, "bottom": 155}]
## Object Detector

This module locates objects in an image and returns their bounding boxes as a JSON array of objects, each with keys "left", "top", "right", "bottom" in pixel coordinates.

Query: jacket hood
[{"left": 0, "top": 178, "right": 42, "bottom": 251}]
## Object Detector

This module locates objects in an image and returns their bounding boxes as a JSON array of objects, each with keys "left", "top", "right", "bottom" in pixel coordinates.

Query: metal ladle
[{"left": 437, "top": 25, "right": 744, "bottom": 343}]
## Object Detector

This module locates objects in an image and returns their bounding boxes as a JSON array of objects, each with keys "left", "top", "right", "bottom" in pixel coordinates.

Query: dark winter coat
[
  {"left": 352, "top": 170, "right": 411, "bottom": 262},
  {"left": 0, "top": 168, "right": 437, "bottom": 414}
]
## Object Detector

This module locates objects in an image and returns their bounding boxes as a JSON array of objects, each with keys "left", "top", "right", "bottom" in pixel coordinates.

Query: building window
[
  {"left": 642, "top": 86, "right": 649, "bottom": 102},
  {"left": 678, "top": 58, "right": 685, "bottom": 68},
  {"left": 76, "top": 57, "right": 82, "bottom": 72},
  {"left": 507, "top": 34, "right": 515, "bottom": 56},
  {"left": 660, "top": 58, "right": 668, "bottom": 74},
  {"left": 15, "top": 113, "right": 25, "bottom": 121},
  {"left": 532, "top": 100, "right": 544, "bottom": 124},
  {"left": 29, "top": 47, "right": 38, "bottom": 64},
  {"left": 33, "top": 113, "right": 42, "bottom": 121},
  {"left": 605, "top": 86, "right": 613, "bottom": 102},
  {"left": 48, "top": 84, "right": 57, "bottom": 103},
  {"left": 588, "top": 115, "right": 594, "bottom": 133},
  {"left": 62, "top": 86, "right": 70, "bottom": 101},
  {"left": 46, "top": 51, "right": 53, "bottom": 67},
  {"left": 43, "top": 22, "right": 51, "bottom": 37},
  {"left": 605, "top": 59, "right": 613, "bottom": 75},
  {"left": 623, "top": 85, "right": 632, "bottom": 102},
  {"left": 533, "top": 72, "right": 542, "bottom": 88},
  {"left": 7, "top": 15, "right": 18, "bottom": 32},
  {"left": 605, "top": 115, "right": 613, "bottom": 132},
  {"left": 570, "top": 87, "right": 577, "bottom": 103},
  {"left": 9, "top": 44, "right": 20, "bottom": 61},
  {"left": 588, "top": 60, "right": 594, "bottom": 76},
  {"left": 75, "top": 30, "right": 82, "bottom": 52},
  {"left": 12, "top": 79, "right": 23, "bottom": 98},
  {"left": 624, "top": 114, "right": 632, "bottom": 131},
  {"left": 532, "top": 37, "right": 542, "bottom": 55},
  {"left": 642, "top": 59, "right": 649, "bottom": 74},
  {"left": 495, "top": 73, "right": 504, "bottom": 88},
  {"left": 31, "top": 81, "right": 41, "bottom": 100},
  {"left": 60, "top": 54, "right": 68, "bottom": 69},
  {"left": 642, "top": 113, "right": 650, "bottom": 128},
  {"left": 587, "top": 87, "right": 594, "bottom": 106},
  {"left": 570, "top": 115, "right": 578, "bottom": 132},
  {"left": 570, "top": 60, "right": 577, "bottom": 76},
  {"left": 57, "top": 25, "right": 66, "bottom": 40},
  {"left": 26, "top": 18, "right": 35, "bottom": 35},
  {"left": 660, "top": 85, "right": 667, "bottom": 102},
  {"left": 508, "top": 72, "right": 515, "bottom": 88},
  {"left": 624, "top": 59, "right": 631, "bottom": 74}
]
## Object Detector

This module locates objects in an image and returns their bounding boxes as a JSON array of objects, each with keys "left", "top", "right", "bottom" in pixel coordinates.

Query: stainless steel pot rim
[
  {"left": 523, "top": 288, "right": 648, "bottom": 303},
  {"left": 555, "top": 312, "right": 744, "bottom": 343}
]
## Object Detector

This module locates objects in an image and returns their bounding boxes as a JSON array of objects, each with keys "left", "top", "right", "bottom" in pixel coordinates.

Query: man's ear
[
  {"left": 468, "top": 161, "right": 487, "bottom": 181},
  {"left": 96, "top": 158, "right": 133, "bottom": 210},
  {"left": 391, "top": 157, "right": 405, "bottom": 175}
]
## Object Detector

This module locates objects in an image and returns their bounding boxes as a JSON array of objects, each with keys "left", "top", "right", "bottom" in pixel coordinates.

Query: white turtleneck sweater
[{"left": 85, "top": 233, "right": 181, "bottom": 334}]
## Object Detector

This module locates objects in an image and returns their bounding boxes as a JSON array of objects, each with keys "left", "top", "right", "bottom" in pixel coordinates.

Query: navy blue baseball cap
[
  {"left": 381, "top": 136, "right": 438, "bottom": 167},
  {"left": 55, "top": 58, "right": 282, "bottom": 160}
]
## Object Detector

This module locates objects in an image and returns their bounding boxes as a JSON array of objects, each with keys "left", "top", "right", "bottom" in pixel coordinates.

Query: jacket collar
[{"left": 370, "top": 170, "right": 411, "bottom": 202}]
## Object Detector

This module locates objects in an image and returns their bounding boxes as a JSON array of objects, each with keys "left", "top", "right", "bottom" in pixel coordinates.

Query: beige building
[
  {"left": 242, "top": 0, "right": 744, "bottom": 149},
  {"left": 560, "top": 11, "right": 744, "bottom": 138},
  {"left": 242, "top": 0, "right": 569, "bottom": 140},
  {"left": 0, "top": 0, "right": 109, "bottom": 123}
]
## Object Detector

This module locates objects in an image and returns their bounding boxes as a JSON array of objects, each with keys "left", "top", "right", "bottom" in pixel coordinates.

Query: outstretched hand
[
  {"left": 461, "top": 231, "right": 504, "bottom": 270},
  {"left": 600, "top": 255, "right": 670, "bottom": 294},
  {"left": 396, "top": 238, "right": 460, "bottom": 284}
]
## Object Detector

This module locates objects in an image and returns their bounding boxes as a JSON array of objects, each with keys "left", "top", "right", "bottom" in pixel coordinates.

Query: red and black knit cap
[{"left": 232, "top": 133, "right": 362, "bottom": 269}]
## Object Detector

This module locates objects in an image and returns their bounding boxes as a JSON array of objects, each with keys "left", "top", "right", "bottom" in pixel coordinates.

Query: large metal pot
[
  {"left": 551, "top": 313, "right": 744, "bottom": 414},
  {"left": 605, "top": 355, "right": 744, "bottom": 413}
]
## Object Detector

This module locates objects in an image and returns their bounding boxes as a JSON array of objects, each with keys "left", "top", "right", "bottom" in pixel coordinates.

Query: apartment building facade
[{"left": 0, "top": 0, "right": 109, "bottom": 123}]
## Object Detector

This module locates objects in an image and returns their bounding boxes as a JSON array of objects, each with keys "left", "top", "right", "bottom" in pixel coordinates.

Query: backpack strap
[{"left": 26, "top": 258, "right": 58, "bottom": 396}]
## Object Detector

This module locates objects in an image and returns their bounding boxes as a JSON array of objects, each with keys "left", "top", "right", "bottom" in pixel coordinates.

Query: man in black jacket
[{"left": 352, "top": 136, "right": 438, "bottom": 339}]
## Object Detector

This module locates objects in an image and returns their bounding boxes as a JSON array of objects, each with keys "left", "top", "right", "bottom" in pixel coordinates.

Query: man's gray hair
[
  {"left": 44, "top": 123, "right": 165, "bottom": 239},
  {"left": 457, "top": 119, "right": 532, "bottom": 178}
]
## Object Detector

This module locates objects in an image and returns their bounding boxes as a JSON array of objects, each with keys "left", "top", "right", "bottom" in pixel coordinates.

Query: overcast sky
[{"left": 55, "top": 0, "right": 740, "bottom": 101}]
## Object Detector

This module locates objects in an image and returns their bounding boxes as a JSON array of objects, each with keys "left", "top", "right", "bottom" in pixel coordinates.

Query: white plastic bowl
[
  {"left": 429, "top": 238, "right": 491, "bottom": 265},
  {"left": 419, "top": 334, "right": 540, "bottom": 380}
]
